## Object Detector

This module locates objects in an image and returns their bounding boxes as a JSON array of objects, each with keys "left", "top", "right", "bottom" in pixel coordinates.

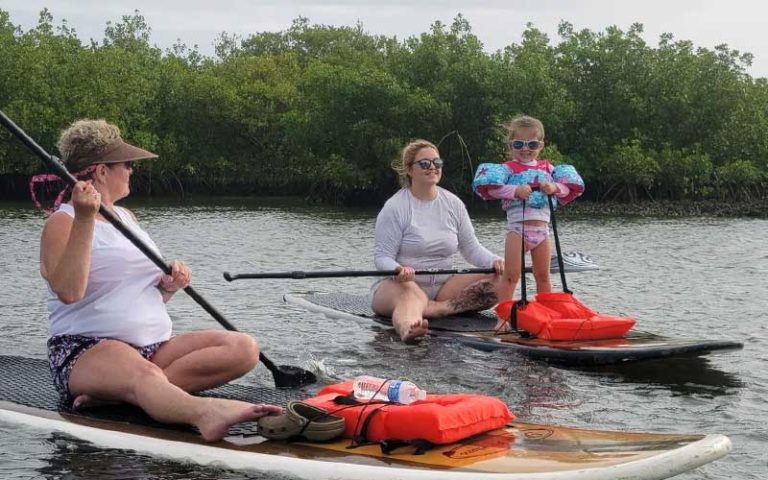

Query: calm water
[{"left": 0, "top": 197, "right": 766, "bottom": 479}]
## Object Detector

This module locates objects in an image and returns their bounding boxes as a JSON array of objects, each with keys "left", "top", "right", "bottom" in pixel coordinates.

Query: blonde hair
[
  {"left": 503, "top": 115, "right": 545, "bottom": 142},
  {"left": 57, "top": 119, "right": 122, "bottom": 169},
  {"left": 392, "top": 139, "right": 438, "bottom": 187}
]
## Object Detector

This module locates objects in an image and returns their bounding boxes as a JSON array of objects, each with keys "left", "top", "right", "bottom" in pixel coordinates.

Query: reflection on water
[
  {"left": 1, "top": 199, "right": 766, "bottom": 480},
  {"left": 576, "top": 356, "right": 744, "bottom": 397}
]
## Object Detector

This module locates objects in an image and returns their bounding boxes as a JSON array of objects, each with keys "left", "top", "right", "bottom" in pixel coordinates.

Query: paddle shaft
[
  {"left": 518, "top": 193, "right": 571, "bottom": 301},
  {"left": 547, "top": 195, "right": 571, "bottom": 293},
  {"left": 224, "top": 267, "right": 496, "bottom": 281},
  {"left": 518, "top": 187, "right": 572, "bottom": 303},
  {"left": 0, "top": 111, "right": 284, "bottom": 378}
]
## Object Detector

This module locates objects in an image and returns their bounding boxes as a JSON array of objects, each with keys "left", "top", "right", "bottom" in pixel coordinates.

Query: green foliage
[
  {"left": 1, "top": 8, "right": 766, "bottom": 205},
  {"left": 656, "top": 146, "right": 713, "bottom": 199},
  {"left": 540, "top": 143, "right": 570, "bottom": 165},
  {"left": 714, "top": 160, "right": 764, "bottom": 200},
  {"left": 598, "top": 139, "right": 659, "bottom": 202}
]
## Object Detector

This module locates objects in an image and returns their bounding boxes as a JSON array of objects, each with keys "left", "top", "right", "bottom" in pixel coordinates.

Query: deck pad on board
[
  {"left": 0, "top": 355, "right": 305, "bottom": 435},
  {"left": 284, "top": 293, "right": 743, "bottom": 365}
]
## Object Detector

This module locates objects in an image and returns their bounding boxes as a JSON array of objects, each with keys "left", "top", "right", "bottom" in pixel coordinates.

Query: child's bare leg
[
  {"left": 492, "top": 232, "right": 523, "bottom": 331},
  {"left": 501, "top": 231, "right": 523, "bottom": 302},
  {"left": 530, "top": 237, "right": 552, "bottom": 294}
]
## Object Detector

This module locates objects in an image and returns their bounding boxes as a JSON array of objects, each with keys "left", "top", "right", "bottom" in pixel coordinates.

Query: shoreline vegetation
[
  {"left": 1, "top": 9, "right": 766, "bottom": 212},
  {"left": 3, "top": 189, "right": 765, "bottom": 219}
]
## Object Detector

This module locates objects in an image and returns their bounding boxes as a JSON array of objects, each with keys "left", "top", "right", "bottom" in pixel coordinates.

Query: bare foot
[
  {"left": 197, "top": 399, "right": 284, "bottom": 442},
  {"left": 72, "top": 394, "right": 118, "bottom": 410},
  {"left": 400, "top": 318, "right": 429, "bottom": 343}
]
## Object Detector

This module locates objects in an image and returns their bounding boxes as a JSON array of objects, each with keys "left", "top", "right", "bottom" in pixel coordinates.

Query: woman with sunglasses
[
  {"left": 39, "top": 119, "right": 282, "bottom": 441},
  {"left": 371, "top": 139, "right": 505, "bottom": 343},
  {"left": 472, "top": 115, "right": 584, "bottom": 330}
]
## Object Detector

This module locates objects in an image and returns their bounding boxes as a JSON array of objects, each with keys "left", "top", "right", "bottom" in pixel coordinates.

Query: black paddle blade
[
  {"left": 259, "top": 352, "right": 316, "bottom": 388},
  {"left": 272, "top": 365, "right": 317, "bottom": 389}
]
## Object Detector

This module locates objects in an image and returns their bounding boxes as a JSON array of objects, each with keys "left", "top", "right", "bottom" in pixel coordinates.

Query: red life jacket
[
  {"left": 496, "top": 293, "right": 636, "bottom": 341},
  {"left": 303, "top": 382, "right": 514, "bottom": 445}
]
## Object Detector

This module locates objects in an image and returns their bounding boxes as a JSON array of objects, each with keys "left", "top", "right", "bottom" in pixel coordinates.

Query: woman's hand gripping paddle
[{"left": 0, "top": 110, "right": 316, "bottom": 389}]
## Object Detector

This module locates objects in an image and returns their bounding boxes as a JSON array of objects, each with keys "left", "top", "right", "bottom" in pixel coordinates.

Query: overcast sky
[{"left": 2, "top": 0, "right": 767, "bottom": 78}]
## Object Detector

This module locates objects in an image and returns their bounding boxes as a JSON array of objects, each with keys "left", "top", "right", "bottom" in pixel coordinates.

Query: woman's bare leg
[
  {"left": 422, "top": 270, "right": 505, "bottom": 318},
  {"left": 151, "top": 330, "right": 260, "bottom": 392},
  {"left": 372, "top": 280, "right": 429, "bottom": 342},
  {"left": 68, "top": 340, "right": 282, "bottom": 442},
  {"left": 72, "top": 331, "right": 259, "bottom": 409}
]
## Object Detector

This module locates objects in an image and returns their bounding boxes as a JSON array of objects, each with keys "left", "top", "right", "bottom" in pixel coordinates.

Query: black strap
[
  {"left": 351, "top": 405, "right": 387, "bottom": 446},
  {"left": 333, "top": 393, "right": 363, "bottom": 406},
  {"left": 332, "top": 393, "right": 391, "bottom": 448},
  {"left": 510, "top": 302, "right": 532, "bottom": 338},
  {"left": 333, "top": 393, "right": 435, "bottom": 454},
  {"left": 380, "top": 438, "right": 435, "bottom": 455}
]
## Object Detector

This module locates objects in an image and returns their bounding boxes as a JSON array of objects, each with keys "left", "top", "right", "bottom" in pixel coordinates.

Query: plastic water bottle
[{"left": 352, "top": 375, "right": 427, "bottom": 404}]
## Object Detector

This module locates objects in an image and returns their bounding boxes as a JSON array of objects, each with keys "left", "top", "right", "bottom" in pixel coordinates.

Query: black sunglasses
[
  {"left": 414, "top": 158, "right": 444, "bottom": 170},
  {"left": 510, "top": 139, "right": 542, "bottom": 150}
]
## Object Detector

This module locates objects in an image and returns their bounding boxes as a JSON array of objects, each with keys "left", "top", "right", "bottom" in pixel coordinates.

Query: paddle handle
[{"left": 224, "top": 267, "right": 496, "bottom": 281}]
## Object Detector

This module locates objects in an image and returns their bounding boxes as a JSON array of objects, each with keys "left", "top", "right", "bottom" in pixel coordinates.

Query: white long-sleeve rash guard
[{"left": 373, "top": 187, "right": 500, "bottom": 271}]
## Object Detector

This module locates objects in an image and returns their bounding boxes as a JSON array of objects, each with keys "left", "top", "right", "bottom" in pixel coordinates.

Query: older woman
[
  {"left": 371, "top": 139, "right": 505, "bottom": 342},
  {"left": 40, "top": 119, "right": 281, "bottom": 441}
]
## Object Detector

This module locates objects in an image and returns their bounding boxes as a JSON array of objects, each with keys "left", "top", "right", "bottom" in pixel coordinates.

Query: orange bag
[
  {"left": 303, "top": 381, "right": 514, "bottom": 445},
  {"left": 496, "top": 293, "right": 635, "bottom": 341}
]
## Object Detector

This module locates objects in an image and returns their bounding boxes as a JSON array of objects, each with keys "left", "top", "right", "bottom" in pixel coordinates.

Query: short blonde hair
[
  {"left": 57, "top": 119, "right": 122, "bottom": 169},
  {"left": 503, "top": 115, "right": 545, "bottom": 142},
  {"left": 392, "top": 139, "right": 438, "bottom": 187},
  {"left": 56, "top": 119, "right": 157, "bottom": 170}
]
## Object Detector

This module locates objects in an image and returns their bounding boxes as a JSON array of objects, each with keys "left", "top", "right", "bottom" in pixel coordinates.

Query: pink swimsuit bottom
[{"left": 506, "top": 223, "right": 550, "bottom": 251}]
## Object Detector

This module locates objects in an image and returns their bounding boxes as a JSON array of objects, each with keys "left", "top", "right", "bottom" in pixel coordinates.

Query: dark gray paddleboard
[{"left": 283, "top": 293, "right": 743, "bottom": 366}]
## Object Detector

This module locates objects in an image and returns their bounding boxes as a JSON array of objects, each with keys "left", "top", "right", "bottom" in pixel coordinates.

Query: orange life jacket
[
  {"left": 303, "top": 382, "right": 514, "bottom": 445},
  {"left": 496, "top": 292, "right": 636, "bottom": 341}
]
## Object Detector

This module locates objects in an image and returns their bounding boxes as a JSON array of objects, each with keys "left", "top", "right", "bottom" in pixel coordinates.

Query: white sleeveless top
[{"left": 47, "top": 204, "right": 172, "bottom": 347}]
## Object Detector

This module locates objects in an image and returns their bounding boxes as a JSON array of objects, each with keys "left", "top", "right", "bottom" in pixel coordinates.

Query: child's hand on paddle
[
  {"left": 515, "top": 185, "right": 532, "bottom": 200},
  {"left": 540, "top": 182, "right": 558, "bottom": 195}
]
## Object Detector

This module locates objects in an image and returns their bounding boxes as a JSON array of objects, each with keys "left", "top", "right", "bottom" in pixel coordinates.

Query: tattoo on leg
[{"left": 448, "top": 281, "right": 498, "bottom": 314}]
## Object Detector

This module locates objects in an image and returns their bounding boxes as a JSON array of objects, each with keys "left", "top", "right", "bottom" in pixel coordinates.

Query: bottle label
[
  {"left": 357, "top": 379, "right": 381, "bottom": 394},
  {"left": 387, "top": 380, "right": 402, "bottom": 402}
]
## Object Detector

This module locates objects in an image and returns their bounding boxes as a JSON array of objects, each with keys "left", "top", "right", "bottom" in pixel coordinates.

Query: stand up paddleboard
[
  {"left": 0, "top": 356, "right": 730, "bottom": 480},
  {"left": 283, "top": 293, "right": 743, "bottom": 365}
]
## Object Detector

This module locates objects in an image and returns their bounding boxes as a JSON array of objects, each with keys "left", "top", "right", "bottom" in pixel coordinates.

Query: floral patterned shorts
[{"left": 47, "top": 334, "right": 165, "bottom": 405}]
